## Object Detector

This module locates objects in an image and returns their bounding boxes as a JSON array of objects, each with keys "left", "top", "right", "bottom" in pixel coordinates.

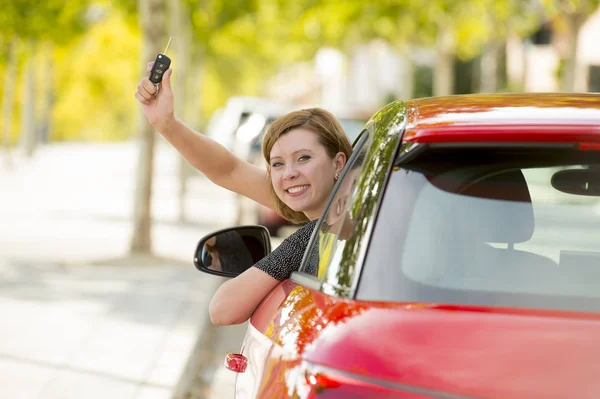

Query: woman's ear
[{"left": 334, "top": 152, "right": 347, "bottom": 173}]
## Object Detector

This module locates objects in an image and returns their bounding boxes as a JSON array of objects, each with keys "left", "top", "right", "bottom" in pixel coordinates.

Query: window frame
[{"left": 290, "top": 128, "right": 371, "bottom": 291}]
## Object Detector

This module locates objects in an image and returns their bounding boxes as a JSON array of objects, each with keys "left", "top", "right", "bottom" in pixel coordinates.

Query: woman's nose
[{"left": 283, "top": 165, "right": 298, "bottom": 180}]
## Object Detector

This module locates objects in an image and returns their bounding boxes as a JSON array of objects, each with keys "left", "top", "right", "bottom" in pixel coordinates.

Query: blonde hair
[{"left": 262, "top": 108, "right": 353, "bottom": 224}]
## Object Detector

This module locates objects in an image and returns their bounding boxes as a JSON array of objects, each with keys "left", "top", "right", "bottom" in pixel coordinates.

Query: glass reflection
[{"left": 323, "top": 101, "right": 406, "bottom": 297}]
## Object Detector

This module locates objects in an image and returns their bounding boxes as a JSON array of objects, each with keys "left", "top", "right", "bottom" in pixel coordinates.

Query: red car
[{"left": 196, "top": 93, "right": 600, "bottom": 398}]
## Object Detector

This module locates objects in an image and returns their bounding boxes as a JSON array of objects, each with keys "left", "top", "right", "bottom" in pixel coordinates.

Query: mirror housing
[{"left": 194, "top": 226, "right": 271, "bottom": 277}]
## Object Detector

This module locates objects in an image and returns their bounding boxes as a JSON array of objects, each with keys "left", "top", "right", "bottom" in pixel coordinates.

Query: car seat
[{"left": 403, "top": 169, "right": 556, "bottom": 291}]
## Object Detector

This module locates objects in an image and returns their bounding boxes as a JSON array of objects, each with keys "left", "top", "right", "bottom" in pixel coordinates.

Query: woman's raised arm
[{"left": 135, "top": 65, "right": 274, "bottom": 209}]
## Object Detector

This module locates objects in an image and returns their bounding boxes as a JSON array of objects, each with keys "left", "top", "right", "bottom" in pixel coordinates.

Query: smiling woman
[
  {"left": 207, "top": 110, "right": 352, "bottom": 325},
  {"left": 263, "top": 110, "right": 351, "bottom": 222},
  {"left": 134, "top": 68, "right": 354, "bottom": 324}
]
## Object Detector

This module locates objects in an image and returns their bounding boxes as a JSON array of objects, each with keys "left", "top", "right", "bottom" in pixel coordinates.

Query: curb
[{"left": 171, "top": 277, "right": 225, "bottom": 399}]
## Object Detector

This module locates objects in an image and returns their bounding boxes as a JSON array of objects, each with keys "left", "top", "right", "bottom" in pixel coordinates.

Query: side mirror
[{"left": 194, "top": 226, "right": 271, "bottom": 277}]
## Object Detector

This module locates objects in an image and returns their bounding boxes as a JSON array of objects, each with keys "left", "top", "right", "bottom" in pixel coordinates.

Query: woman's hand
[{"left": 134, "top": 61, "right": 175, "bottom": 132}]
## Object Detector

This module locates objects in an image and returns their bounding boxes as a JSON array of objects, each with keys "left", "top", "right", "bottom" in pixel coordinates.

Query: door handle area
[{"left": 224, "top": 353, "right": 248, "bottom": 373}]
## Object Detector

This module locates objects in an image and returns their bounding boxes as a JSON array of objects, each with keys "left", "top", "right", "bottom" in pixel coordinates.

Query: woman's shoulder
[
  {"left": 286, "top": 220, "right": 318, "bottom": 243},
  {"left": 253, "top": 220, "right": 318, "bottom": 281}
]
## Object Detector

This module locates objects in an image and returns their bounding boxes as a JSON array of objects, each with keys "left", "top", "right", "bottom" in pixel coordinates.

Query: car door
[{"left": 234, "top": 103, "right": 407, "bottom": 398}]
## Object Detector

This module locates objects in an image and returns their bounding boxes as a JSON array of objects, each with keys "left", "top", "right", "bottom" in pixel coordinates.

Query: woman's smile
[{"left": 286, "top": 184, "right": 310, "bottom": 196}]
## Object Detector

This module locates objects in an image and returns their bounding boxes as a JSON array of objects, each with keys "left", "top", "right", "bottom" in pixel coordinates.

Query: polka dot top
[{"left": 253, "top": 220, "right": 318, "bottom": 281}]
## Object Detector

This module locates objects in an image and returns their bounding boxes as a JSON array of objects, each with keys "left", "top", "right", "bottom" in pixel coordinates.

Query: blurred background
[{"left": 1, "top": 0, "right": 599, "bottom": 398}]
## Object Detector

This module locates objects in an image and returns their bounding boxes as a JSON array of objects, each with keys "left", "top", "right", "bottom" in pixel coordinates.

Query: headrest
[{"left": 458, "top": 170, "right": 534, "bottom": 244}]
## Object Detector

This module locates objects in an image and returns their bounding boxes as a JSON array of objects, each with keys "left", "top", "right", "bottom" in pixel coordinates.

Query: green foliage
[
  {"left": 0, "top": 0, "right": 91, "bottom": 43},
  {"left": 186, "top": 0, "right": 328, "bottom": 122},
  {"left": 540, "top": 0, "right": 600, "bottom": 36},
  {"left": 1, "top": 0, "right": 574, "bottom": 142},
  {"left": 52, "top": 9, "right": 140, "bottom": 141},
  {"left": 541, "top": 0, "right": 600, "bottom": 15},
  {"left": 288, "top": 0, "right": 544, "bottom": 60}
]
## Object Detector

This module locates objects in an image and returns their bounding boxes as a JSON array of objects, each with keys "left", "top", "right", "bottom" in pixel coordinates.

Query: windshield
[{"left": 358, "top": 146, "right": 600, "bottom": 313}]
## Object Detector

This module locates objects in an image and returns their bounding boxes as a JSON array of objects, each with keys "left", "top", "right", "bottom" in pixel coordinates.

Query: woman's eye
[
  {"left": 298, "top": 155, "right": 311, "bottom": 162},
  {"left": 271, "top": 161, "right": 283, "bottom": 168}
]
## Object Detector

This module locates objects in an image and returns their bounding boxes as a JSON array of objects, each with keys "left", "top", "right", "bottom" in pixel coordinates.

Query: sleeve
[{"left": 253, "top": 220, "right": 317, "bottom": 281}]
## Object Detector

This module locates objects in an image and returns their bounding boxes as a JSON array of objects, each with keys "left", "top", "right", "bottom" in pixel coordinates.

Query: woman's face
[{"left": 269, "top": 128, "right": 345, "bottom": 220}]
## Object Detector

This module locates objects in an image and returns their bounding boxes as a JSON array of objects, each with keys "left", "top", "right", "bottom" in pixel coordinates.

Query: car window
[
  {"left": 358, "top": 146, "right": 600, "bottom": 313},
  {"left": 298, "top": 130, "right": 370, "bottom": 294}
]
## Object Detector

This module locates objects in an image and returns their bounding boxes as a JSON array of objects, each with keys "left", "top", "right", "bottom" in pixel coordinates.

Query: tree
[
  {"left": 0, "top": 0, "right": 89, "bottom": 158},
  {"left": 283, "top": 0, "right": 546, "bottom": 98},
  {"left": 129, "top": 0, "right": 169, "bottom": 254},
  {"left": 1, "top": 39, "right": 17, "bottom": 162},
  {"left": 168, "top": 0, "right": 194, "bottom": 223},
  {"left": 541, "top": 0, "right": 600, "bottom": 92}
]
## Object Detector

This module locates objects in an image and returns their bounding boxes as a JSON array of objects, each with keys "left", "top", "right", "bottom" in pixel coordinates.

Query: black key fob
[
  {"left": 149, "top": 37, "right": 173, "bottom": 84},
  {"left": 149, "top": 53, "right": 171, "bottom": 84}
]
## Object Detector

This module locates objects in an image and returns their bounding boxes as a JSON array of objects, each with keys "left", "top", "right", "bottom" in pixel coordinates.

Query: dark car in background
[{"left": 196, "top": 93, "right": 600, "bottom": 398}]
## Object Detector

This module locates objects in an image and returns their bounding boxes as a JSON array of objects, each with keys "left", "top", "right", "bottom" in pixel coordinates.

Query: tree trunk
[
  {"left": 399, "top": 50, "right": 415, "bottom": 100},
  {"left": 562, "top": 13, "right": 584, "bottom": 92},
  {"left": 130, "top": 0, "right": 168, "bottom": 254},
  {"left": 168, "top": 0, "right": 193, "bottom": 223},
  {"left": 434, "top": 27, "right": 455, "bottom": 97},
  {"left": 20, "top": 40, "right": 37, "bottom": 157},
  {"left": 521, "top": 38, "right": 530, "bottom": 91},
  {"left": 38, "top": 42, "right": 54, "bottom": 144},
  {"left": 1, "top": 37, "right": 18, "bottom": 165},
  {"left": 480, "top": 40, "right": 500, "bottom": 93}
]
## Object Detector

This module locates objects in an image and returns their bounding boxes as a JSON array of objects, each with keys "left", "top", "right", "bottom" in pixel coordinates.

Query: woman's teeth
[{"left": 287, "top": 185, "right": 308, "bottom": 194}]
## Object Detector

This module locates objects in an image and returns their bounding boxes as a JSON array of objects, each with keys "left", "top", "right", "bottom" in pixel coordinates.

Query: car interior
[
  {"left": 398, "top": 147, "right": 600, "bottom": 307},
  {"left": 404, "top": 168, "right": 556, "bottom": 288}
]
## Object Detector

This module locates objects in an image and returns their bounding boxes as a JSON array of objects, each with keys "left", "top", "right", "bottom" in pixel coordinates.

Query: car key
[{"left": 149, "top": 36, "right": 172, "bottom": 87}]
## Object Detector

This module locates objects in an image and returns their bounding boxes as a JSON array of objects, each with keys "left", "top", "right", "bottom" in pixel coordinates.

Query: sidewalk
[
  {"left": 0, "top": 260, "right": 222, "bottom": 399},
  {"left": 0, "top": 142, "right": 235, "bottom": 399}
]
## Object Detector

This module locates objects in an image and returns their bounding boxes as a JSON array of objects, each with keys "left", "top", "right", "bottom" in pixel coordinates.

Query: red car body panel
[
  {"left": 237, "top": 93, "right": 600, "bottom": 398},
  {"left": 403, "top": 93, "right": 600, "bottom": 144},
  {"left": 251, "top": 283, "right": 600, "bottom": 398}
]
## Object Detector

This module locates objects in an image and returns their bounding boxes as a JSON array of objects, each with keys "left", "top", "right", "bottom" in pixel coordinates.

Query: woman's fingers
[
  {"left": 135, "top": 62, "right": 161, "bottom": 106},
  {"left": 136, "top": 82, "right": 157, "bottom": 104},
  {"left": 135, "top": 91, "right": 150, "bottom": 105},
  {"left": 140, "top": 77, "right": 157, "bottom": 95},
  {"left": 135, "top": 78, "right": 157, "bottom": 101},
  {"left": 136, "top": 84, "right": 153, "bottom": 102}
]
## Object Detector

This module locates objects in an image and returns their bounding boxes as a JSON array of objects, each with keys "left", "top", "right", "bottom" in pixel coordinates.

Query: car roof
[{"left": 401, "top": 93, "right": 600, "bottom": 145}]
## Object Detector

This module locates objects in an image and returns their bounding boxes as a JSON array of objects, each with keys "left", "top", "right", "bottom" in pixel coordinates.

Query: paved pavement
[
  {"left": 180, "top": 321, "right": 246, "bottom": 399},
  {"left": 0, "top": 142, "right": 238, "bottom": 399}
]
